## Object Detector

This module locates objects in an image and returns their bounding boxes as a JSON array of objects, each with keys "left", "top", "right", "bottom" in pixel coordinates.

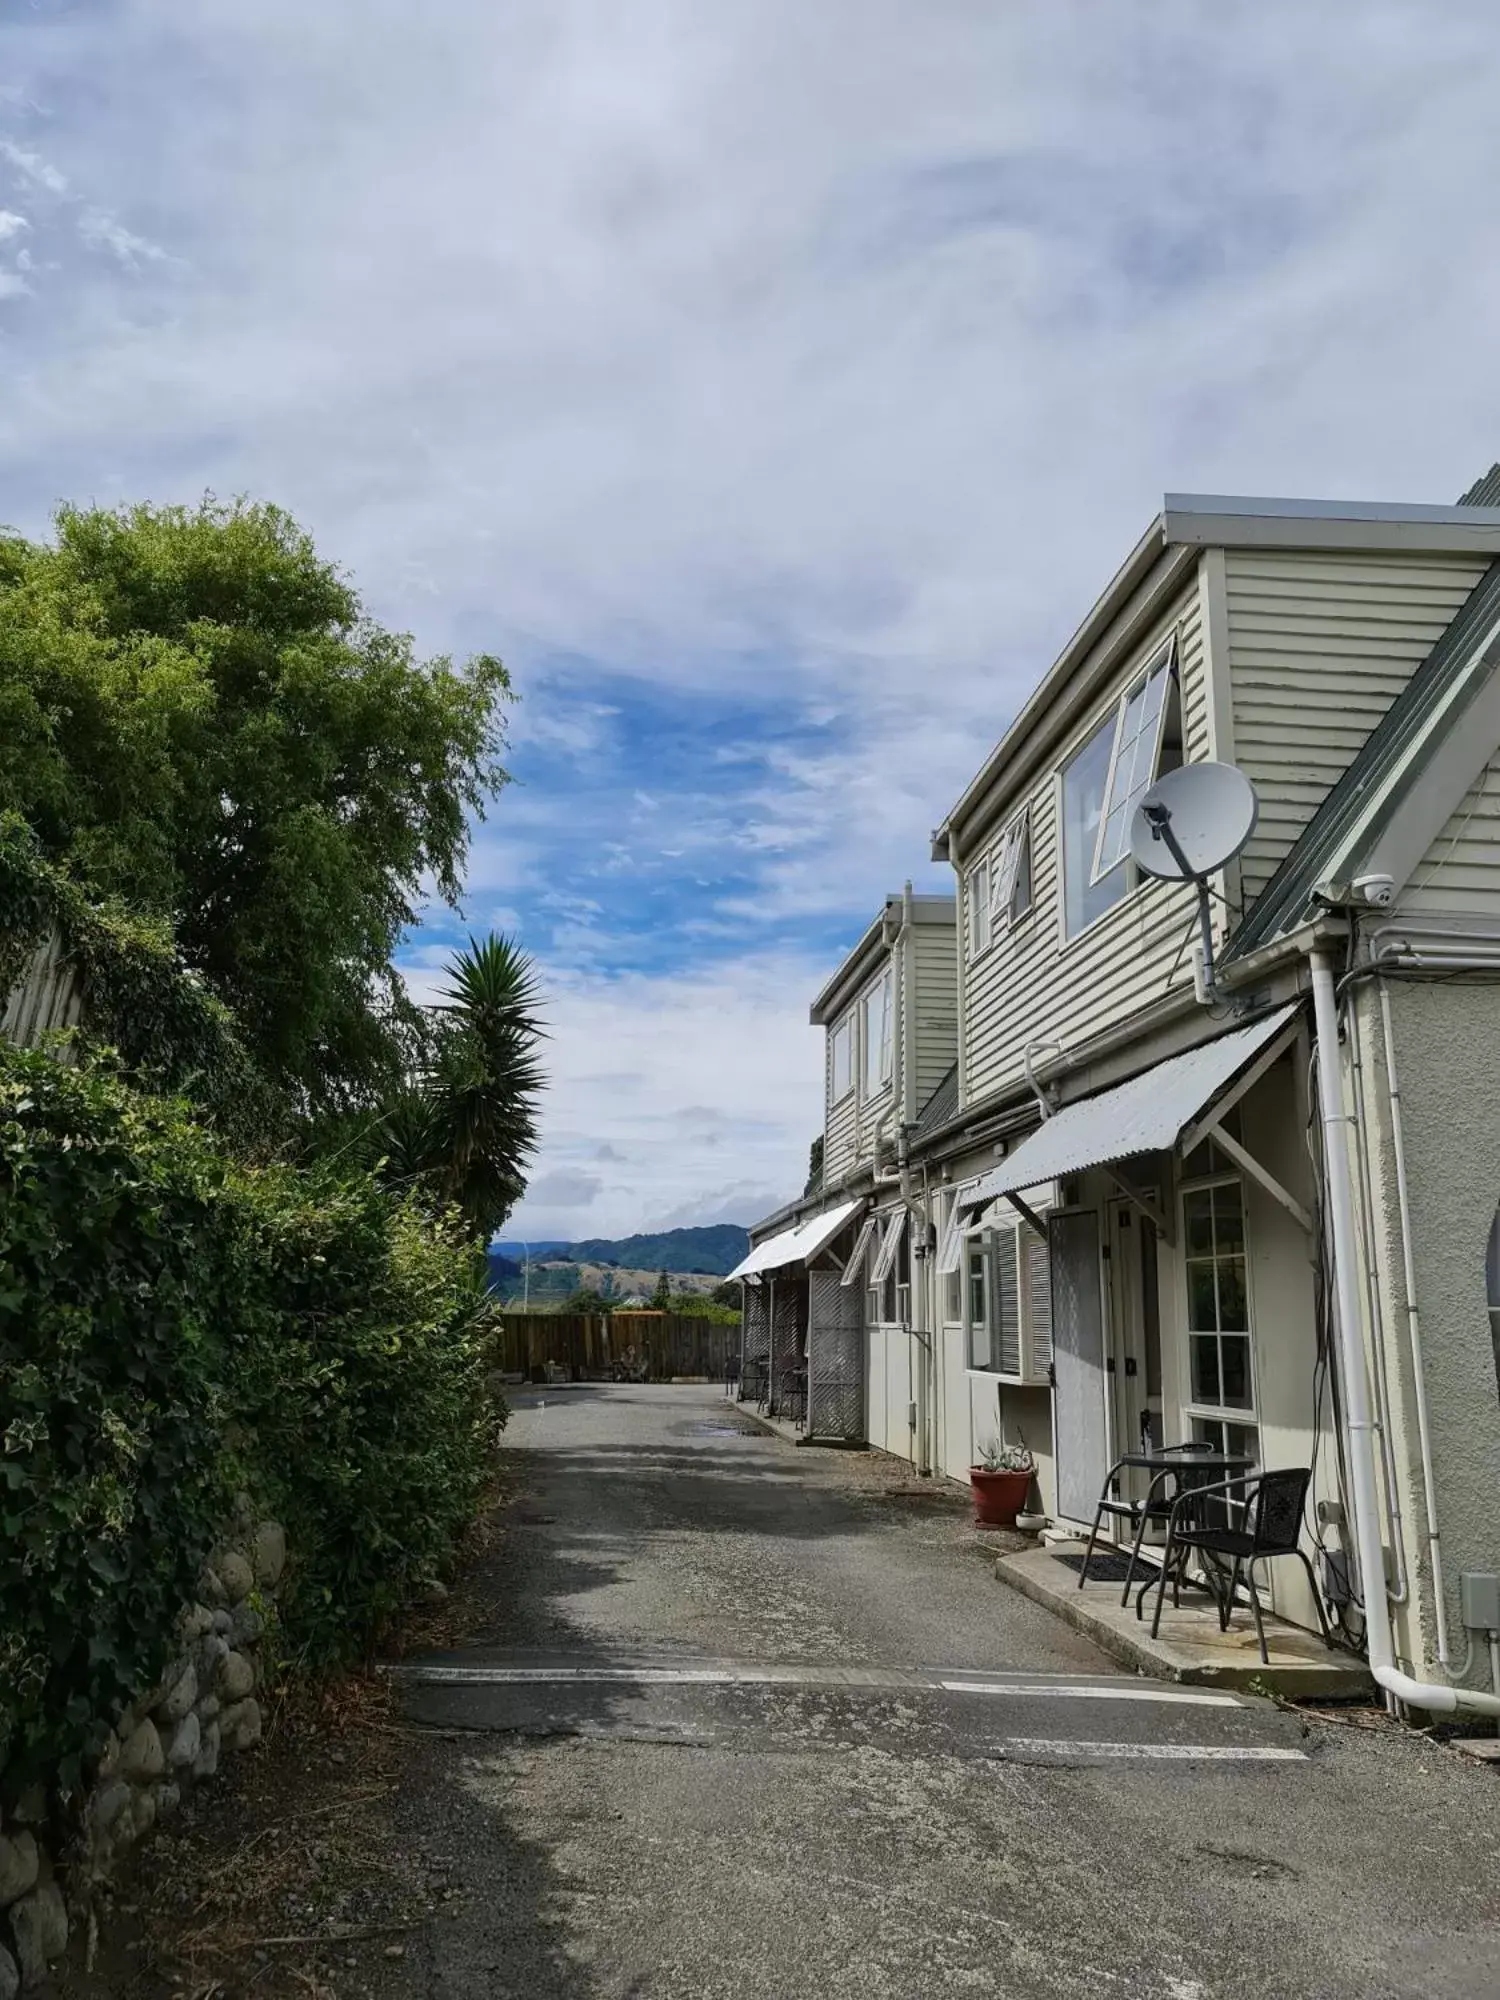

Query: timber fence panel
[{"left": 489, "top": 1312, "right": 737, "bottom": 1381}]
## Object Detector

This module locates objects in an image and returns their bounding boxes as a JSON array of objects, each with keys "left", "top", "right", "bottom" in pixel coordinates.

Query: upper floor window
[
  {"left": 862, "top": 968, "right": 893, "bottom": 1097},
  {"left": 1062, "top": 636, "right": 1180, "bottom": 938},
  {"left": 967, "top": 811, "right": 1033, "bottom": 960},
  {"left": 829, "top": 1012, "right": 854, "bottom": 1102}
]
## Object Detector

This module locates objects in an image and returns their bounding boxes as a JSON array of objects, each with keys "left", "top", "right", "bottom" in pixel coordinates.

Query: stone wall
[{"left": 0, "top": 1498, "right": 287, "bottom": 1995}]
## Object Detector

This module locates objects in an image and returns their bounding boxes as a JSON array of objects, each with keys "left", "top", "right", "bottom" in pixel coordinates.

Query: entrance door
[
  {"left": 1106, "top": 1201, "right": 1164, "bottom": 1537},
  {"left": 1049, "top": 1209, "right": 1111, "bottom": 1527}
]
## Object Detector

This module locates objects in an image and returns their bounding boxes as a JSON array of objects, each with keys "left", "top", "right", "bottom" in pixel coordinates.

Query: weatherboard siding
[
  {"left": 911, "top": 916, "right": 959, "bottom": 1112},
  {"left": 1224, "top": 550, "right": 1489, "bottom": 906},
  {"left": 960, "top": 578, "right": 1209, "bottom": 1109},
  {"left": 1401, "top": 747, "right": 1500, "bottom": 919}
]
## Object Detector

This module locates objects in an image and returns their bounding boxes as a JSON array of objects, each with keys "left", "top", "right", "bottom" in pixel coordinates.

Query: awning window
[{"left": 870, "top": 1207, "right": 908, "bottom": 1284}]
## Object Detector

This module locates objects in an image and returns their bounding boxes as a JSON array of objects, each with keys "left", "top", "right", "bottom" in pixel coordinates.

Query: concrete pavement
[{"left": 378, "top": 1383, "right": 1500, "bottom": 1999}]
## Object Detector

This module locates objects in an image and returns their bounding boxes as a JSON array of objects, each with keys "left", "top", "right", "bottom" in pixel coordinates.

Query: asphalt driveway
[{"left": 377, "top": 1383, "right": 1500, "bottom": 2000}]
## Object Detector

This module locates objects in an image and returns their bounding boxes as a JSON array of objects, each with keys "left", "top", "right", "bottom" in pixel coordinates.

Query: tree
[
  {"left": 710, "top": 1280, "right": 741, "bottom": 1309},
  {"left": 369, "top": 934, "right": 545, "bottom": 1243},
  {"left": 650, "top": 1269, "right": 672, "bottom": 1309},
  {"left": 0, "top": 498, "right": 512, "bottom": 1111},
  {"left": 805, "top": 1134, "right": 824, "bottom": 1196}
]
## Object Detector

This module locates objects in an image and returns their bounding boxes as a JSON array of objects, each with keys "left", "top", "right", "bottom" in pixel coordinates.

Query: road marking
[
  {"left": 941, "top": 1682, "right": 1239, "bottom": 1708},
  {"left": 1003, "top": 1738, "right": 1308, "bottom": 1762},
  {"left": 387, "top": 1660, "right": 1247, "bottom": 1706}
]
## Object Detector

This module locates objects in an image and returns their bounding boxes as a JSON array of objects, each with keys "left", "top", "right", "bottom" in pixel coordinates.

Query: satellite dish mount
[{"left": 1129, "top": 762, "right": 1260, "bottom": 1005}]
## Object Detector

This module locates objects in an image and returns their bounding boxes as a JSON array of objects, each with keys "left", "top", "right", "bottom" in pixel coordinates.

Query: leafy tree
[
  {"left": 563, "top": 1286, "right": 614, "bottom": 1313},
  {"left": 650, "top": 1268, "right": 672, "bottom": 1309},
  {"left": 805, "top": 1134, "right": 824, "bottom": 1196},
  {"left": 0, "top": 498, "right": 512, "bottom": 1110},
  {"left": 368, "top": 934, "right": 545, "bottom": 1242},
  {"left": 710, "top": 1280, "right": 741, "bottom": 1309}
]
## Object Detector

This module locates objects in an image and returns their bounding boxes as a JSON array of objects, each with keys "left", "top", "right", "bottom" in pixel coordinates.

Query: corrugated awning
[
  {"left": 728, "top": 1197, "right": 865, "bottom": 1281},
  {"left": 958, "top": 1005, "right": 1301, "bottom": 1215}
]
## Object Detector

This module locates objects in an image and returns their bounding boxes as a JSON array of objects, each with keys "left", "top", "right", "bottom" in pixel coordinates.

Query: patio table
[{"left": 1110, "top": 1450, "right": 1253, "bottom": 1620}]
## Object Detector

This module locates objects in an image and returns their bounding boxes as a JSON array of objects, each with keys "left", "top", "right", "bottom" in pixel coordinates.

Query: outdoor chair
[
  {"left": 1078, "top": 1441, "right": 1218, "bottom": 1599},
  {"left": 1150, "top": 1466, "right": 1334, "bottom": 1664}
]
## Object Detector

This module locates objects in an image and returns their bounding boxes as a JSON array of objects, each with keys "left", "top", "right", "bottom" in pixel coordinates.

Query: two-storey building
[{"left": 742, "top": 476, "right": 1500, "bottom": 1716}]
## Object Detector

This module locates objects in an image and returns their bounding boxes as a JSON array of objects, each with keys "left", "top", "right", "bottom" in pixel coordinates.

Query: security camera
[{"left": 1353, "top": 873, "right": 1395, "bottom": 908}]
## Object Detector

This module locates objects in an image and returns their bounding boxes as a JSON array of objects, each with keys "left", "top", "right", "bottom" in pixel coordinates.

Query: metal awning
[
  {"left": 728, "top": 1197, "right": 865, "bottom": 1282},
  {"left": 958, "top": 1005, "right": 1302, "bottom": 1217}
]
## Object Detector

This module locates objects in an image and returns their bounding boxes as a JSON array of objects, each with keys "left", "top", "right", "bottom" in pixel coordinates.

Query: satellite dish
[{"left": 1130, "top": 762, "right": 1259, "bottom": 882}]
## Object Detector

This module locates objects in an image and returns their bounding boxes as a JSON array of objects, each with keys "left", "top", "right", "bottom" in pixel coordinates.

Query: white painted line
[
  {"left": 388, "top": 1661, "right": 1249, "bottom": 1707},
  {"left": 941, "top": 1682, "right": 1240, "bottom": 1708},
  {"left": 1004, "top": 1738, "right": 1308, "bottom": 1762}
]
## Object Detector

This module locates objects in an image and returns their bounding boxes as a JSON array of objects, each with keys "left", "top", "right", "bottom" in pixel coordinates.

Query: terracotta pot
[{"left": 969, "top": 1467, "right": 1032, "bottom": 1528}]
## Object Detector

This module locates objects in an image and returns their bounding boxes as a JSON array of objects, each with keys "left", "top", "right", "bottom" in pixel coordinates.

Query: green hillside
[{"left": 563, "top": 1224, "right": 749, "bottom": 1276}]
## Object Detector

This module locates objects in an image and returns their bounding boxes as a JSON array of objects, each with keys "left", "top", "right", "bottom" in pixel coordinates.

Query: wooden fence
[{"left": 489, "top": 1311, "right": 737, "bottom": 1383}]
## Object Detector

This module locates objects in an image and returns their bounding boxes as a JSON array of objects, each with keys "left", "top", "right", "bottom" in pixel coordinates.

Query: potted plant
[{"left": 970, "top": 1436, "right": 1035, "bottom": 1529}]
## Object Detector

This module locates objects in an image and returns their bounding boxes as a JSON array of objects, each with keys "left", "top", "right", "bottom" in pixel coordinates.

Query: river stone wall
[{"left": 0, "top": 1497, "right": 287, "bottom": 1994}]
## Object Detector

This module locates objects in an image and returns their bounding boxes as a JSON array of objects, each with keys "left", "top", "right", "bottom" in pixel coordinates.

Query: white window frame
[
  {"left": 965, "top": 1218, "right": 1051, "bottom": 1384},
  {"left": 829, "top": 1011, "right": 854, "bottom": 1103},
  {"left": 993, "top": 809, "right": 1033, "bottom": 927},
  {"left": 967, "top": 857, "right": 993, "bottom": 959},
  {"left": 871, "top": 1206, "right": 907, "bottom": 1285},
  {"left": 1179, "top": 1170, "right": 1259, "bottom": 1453},
  {"left": 1089, "top": 637, "right": 1176, "bottom": 886},
  {"left": 862, "top": 968, "right": 893, "bottom": 1098},
  {"left": 840, "top": 1215, "right": 877, "bottom": 1288}
]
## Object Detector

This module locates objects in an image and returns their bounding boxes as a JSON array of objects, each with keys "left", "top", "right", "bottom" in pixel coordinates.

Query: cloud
[
  {"left": 524, "top": 1168, "right": 604, "bottom": 1209},
  {"left": 0, "top": 210, "right": 27, "bottom": 241},
  {"left": 7, "top": 2, "right": 1500, "bottom": 1223}
]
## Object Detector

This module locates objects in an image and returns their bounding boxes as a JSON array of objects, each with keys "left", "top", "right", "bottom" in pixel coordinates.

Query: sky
[{"left": 5, "top": 3, "right": 1500, "bottom": 1242}]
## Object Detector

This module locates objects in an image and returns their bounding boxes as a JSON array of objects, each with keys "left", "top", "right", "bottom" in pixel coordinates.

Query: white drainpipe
[{"left": 1309, "top": 948, "right": 1500, "bottom": 1717}]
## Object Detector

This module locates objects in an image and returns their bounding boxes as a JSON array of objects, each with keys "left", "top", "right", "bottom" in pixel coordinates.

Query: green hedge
[{"left": 0, "top": 1041, "right": 501, "bottom": 1799}]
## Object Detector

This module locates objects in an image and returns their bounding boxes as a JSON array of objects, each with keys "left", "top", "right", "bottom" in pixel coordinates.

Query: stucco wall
[{"left": 1359, "top": 977, "right": 1500, "bottom": 1683}]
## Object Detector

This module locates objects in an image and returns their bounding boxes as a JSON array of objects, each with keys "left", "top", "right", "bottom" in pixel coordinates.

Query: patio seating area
[{"left": 994, "top": 1541, "right": 1372, "bottom": 1697}]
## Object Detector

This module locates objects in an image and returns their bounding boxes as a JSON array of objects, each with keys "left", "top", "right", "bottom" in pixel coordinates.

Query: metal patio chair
[
  {"left": 1151, "top": 1466, "right": 1334, "bottom": 1664},
  {"left": 1078, "top": 1441, "right": 1218, "bottom": 1599}
]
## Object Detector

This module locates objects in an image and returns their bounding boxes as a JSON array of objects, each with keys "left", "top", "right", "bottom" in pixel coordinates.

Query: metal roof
[
  {"left": 957, "top": 1006, "right": 1300, "bottom": 1212},
  {"left": 911, "top": 1062, "right": 959, "bottom": 1142},
  {"left": 728, "top": 1196, "right": 865, "bottom": 1281},
  {"left": 1459, "top": 464, "right": 1500, "bottom": 509}
]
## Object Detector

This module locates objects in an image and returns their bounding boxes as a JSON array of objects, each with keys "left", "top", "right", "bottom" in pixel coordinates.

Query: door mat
[{"left": 1052, "top": 1550, "right": 1160, "bottom": 1586}]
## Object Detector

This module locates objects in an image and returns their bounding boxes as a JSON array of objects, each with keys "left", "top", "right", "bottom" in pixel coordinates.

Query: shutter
[
  {"left": 1023, "top": 1228, "right": 1053, "bottom": 1377},
  {"left": 995, "top": 1225, "right": 1022, "bottom": 1378}
]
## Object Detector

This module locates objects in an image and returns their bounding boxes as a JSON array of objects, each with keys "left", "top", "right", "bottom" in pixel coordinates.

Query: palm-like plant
[{"left": 366, "top": 934, "right": 546, "bottom": 1240}]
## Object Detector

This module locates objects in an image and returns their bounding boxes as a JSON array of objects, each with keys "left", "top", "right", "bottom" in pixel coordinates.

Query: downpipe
[{"left": 1309, "top": 949, "right": 1500, "bottom": 1718}]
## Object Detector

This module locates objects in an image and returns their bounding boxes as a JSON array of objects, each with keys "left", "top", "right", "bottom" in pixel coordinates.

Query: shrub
[{"left": 0, "top": 1040, "right": 500, "bottom": 1802}]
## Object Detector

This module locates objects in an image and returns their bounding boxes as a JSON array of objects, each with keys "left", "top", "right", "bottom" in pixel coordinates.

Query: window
[
  {"left": 938, "top": 1190, "right": 965, "bottom": 1323},
  {"left": 967, "top": 814, "right": 1033, "bottom": 961},
  {"left": 1061, "top": 637, "right": 1181, "bottom": 938},
  {"left": 968, "top": 859, "right": 993, "bottom": 959},
  {"left": 998, "top": 812, "right": 1033, "bottom": 925},
  {"left": 1093, "top": 642, "right": 1176, "bottom": 881},
  {"left": 966, "top": 1223, "right": 1052, "bottom": 1381},
  {"left": 868, "top": 1209, "right": 909, "bottom": 1324},
  {"left": 1182, "top": 1176, "right": 1258, "bottom": 1463},
  {"left": 862, "top": 969, "right": 893, "bottom": 1097},
  {"left": 829, "top": 1012, "right": 854, "bottom": 1102}
]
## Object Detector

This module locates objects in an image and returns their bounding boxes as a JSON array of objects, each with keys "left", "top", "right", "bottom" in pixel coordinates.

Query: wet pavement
[{"left": 377, "top": 1383, "right": 1500, "bottom": 1999}]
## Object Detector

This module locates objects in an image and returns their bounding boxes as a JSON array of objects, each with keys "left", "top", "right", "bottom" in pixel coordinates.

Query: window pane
[
  {"left": 1062, "top": 716, "right": 1129, "bottom": 936},
  {"left": 1010, "top": 829, "right": 1033, "bottom": 921},
  {"left": 1224, "top": 1423, "right": 1259, "bottom": 1469},
  {"left": 1212, "top": 1182, "right": 1245, "bottom": 1251},
  {"left": 1191, "top": 1333, "right": 1221, "bottom": 1406},
  {"left": 1220, "top": 1334, "right": 1252, "bottom": 1409},
  {"left": 1218, "top": 1256, "right": 1249, "bottom": 1332},
  {"left": 1191, "top": 1417, "right": 1225, "bottom": 1455},
  {"left": 1184, "top": 1191, "right": 1215, "bottom": 1257},
  {"left": 1093, "top": 662, "right": 1171, "bottom": 877},
  {"left": 944, "top": 1270, "right": 963, "bottom": 1323},
  {"left": 1186, "top": 1261, "right": 1218, "bottom": 1331}
]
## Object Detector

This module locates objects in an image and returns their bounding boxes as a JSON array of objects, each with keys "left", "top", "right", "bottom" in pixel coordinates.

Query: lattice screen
[{"left": 808, "top": 1269, "right": 865, "bottom": 1442}]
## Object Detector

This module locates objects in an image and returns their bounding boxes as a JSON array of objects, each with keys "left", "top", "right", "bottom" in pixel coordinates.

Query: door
[
  {"left": 1049, "top": 1208, "right": 1111, "bottom": 1527},
  {"left": 1107, "top": 1201, "right": 1164, "bottom": 1535}
]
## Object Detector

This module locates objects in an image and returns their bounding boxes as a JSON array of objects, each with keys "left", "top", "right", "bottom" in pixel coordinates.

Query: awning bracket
[
  {"left": 1102, "top": 1169, "right": 1174, "bottom": 1246},
  {"left": 1193, "top": 1120, "right": 1314, "bottom": 1235}
]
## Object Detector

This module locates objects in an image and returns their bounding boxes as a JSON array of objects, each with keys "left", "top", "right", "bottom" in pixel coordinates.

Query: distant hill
[{"left": 490, "top": 1224, "right": 749, "bottom": 1278}]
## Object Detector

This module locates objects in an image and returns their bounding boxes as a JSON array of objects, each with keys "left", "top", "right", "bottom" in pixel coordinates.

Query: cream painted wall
[{"left": 1357, "top": 977, "right": 1500, "bottom": 1686}]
